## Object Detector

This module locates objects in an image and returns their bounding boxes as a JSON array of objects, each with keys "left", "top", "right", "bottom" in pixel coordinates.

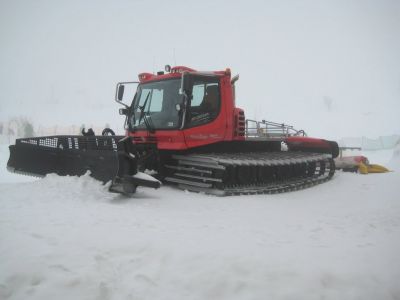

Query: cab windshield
[{"left": 129, "top": 79, "right": 182, "bottom": 130}]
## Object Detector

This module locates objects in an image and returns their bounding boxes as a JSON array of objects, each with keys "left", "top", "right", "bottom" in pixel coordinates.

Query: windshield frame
[{"left": 128, "top": 78, "right": 183, "bottom": 131}]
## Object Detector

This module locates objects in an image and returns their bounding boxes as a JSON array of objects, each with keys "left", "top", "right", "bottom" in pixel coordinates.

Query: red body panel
[
  {"left": 128, "top": 130, "right": 187, "bottom": 150},
  {"left": 285, "top": 136, "right": 332, "bottom": 150},
  {"left": 285, "top": 136, "right": 338, "bottom": 157}
]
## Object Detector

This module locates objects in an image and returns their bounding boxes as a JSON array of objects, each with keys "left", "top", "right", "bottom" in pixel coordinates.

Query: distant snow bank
[
  {"left": 389, "top": 141, "right": 400, "bottom": 170},
  {"left": 0, "top": 134, "right": 15, "bottom": 145},
  {"left": 339, "top": 135, "right": 400, "bottom": 150}
]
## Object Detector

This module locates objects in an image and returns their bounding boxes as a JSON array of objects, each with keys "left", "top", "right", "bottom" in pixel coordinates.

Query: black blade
[
  {"left": 7, "top": 135, "right": 124, "bottom": 183},
  {"left": 109, "top": 174, "right": 161, "bottom": 195}
]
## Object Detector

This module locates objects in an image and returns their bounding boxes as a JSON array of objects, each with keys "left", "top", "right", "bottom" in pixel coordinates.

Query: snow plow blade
[
  {"left": 108, "top": 136, "right": 161, "bottom": 194},
  {"left": 109, "top": 174, "right": 161, "bottom": 194},
  {"left": 7, "top": 135, "right": 124, "bottom": 182}
]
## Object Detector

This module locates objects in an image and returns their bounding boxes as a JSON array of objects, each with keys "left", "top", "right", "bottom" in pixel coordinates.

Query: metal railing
[{"left": 245, "top": 119, "right": 306, "bottom": 138}]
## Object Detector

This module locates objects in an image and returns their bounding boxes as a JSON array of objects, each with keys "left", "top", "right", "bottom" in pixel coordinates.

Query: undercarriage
[{"left": 164, "top": 152, "right": 334, "bottom": 196}]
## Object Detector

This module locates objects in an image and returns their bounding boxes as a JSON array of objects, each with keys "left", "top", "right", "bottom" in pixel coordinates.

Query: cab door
[{"left": 183, "top": 75, "right": 227, "bottom": 148}]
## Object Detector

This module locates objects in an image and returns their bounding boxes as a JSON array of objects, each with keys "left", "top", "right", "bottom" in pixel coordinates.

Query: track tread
[{"left": 165, "top": 151, "right": 335, "bottom": 195}]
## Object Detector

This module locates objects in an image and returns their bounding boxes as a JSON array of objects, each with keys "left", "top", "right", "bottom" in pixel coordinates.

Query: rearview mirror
[
  {"left": 117, "top": 85, "right": 125, "bottom": 101},
  {"left": 119, "top": 108, "right": 129, "bottom": 115}
]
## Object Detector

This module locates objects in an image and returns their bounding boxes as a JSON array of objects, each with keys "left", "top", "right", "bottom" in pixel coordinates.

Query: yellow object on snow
[{"left": 358, "top": 162, "right": 389, "bottom": 174}]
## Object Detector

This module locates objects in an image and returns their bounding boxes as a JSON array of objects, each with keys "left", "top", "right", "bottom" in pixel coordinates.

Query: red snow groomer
[{"left": 8, "top": 66, "right": 339, "bottom": 195}]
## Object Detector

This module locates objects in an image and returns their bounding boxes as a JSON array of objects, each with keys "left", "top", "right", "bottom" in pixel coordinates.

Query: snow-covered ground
[{"left": 1, "top": 144, "right": 399, "bottom": 300}]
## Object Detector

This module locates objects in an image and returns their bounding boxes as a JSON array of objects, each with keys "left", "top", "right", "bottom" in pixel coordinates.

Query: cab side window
[{"left": 189, "top": 82, "right": 220, "bottom": 127}]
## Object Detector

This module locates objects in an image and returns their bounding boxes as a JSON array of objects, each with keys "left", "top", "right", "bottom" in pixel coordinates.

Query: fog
[{"left": 1, "top": 0, "right": 399, "bottom": 139}]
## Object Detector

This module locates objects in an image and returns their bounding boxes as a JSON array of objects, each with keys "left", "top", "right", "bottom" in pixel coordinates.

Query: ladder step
[
  {"left": 176, "top": 160, "right": 225, "bottom": 170},
  {"left": 164, "top": 177, "right": 212, "bottom": 188},
  {"left": 164, "top": 164, "right": 212, "bottom": 174},
  {"left": 174, "top": 172, "right": 222, "bottom": 182}
]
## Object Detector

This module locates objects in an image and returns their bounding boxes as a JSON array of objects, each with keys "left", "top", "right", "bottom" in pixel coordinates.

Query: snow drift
[{"left": 0, "top": 145, "right": 399, "bottom": 300}]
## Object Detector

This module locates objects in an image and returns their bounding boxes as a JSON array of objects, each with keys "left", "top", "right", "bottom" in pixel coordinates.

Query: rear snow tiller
[{"left": 8, "top": 66, "right": 339, "bottom": 195}]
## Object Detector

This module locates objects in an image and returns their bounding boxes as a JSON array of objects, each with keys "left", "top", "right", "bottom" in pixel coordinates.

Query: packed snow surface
[
  {"left": 0, "top": 145, "right": 400, "bottom": 300},
  {"left": 133, "top": 171, "right": 161, "bottom": 183}
]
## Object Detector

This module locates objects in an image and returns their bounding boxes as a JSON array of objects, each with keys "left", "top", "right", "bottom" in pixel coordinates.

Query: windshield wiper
[
  {"left": 137, "top": 91, "right": 151, "bottom": 125},
  {"left": 137, "top": 91, "right": 155, "bottom": 133}
]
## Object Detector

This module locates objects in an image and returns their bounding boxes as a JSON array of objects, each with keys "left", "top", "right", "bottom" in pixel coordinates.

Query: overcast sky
[{"left": 0, "top": 0, "right": 399, "bottom": 139}]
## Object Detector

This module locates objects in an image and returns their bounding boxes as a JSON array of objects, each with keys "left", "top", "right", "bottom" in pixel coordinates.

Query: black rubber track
[{"left": 164, "top": 152, "right": 335, "bottom": 196}]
